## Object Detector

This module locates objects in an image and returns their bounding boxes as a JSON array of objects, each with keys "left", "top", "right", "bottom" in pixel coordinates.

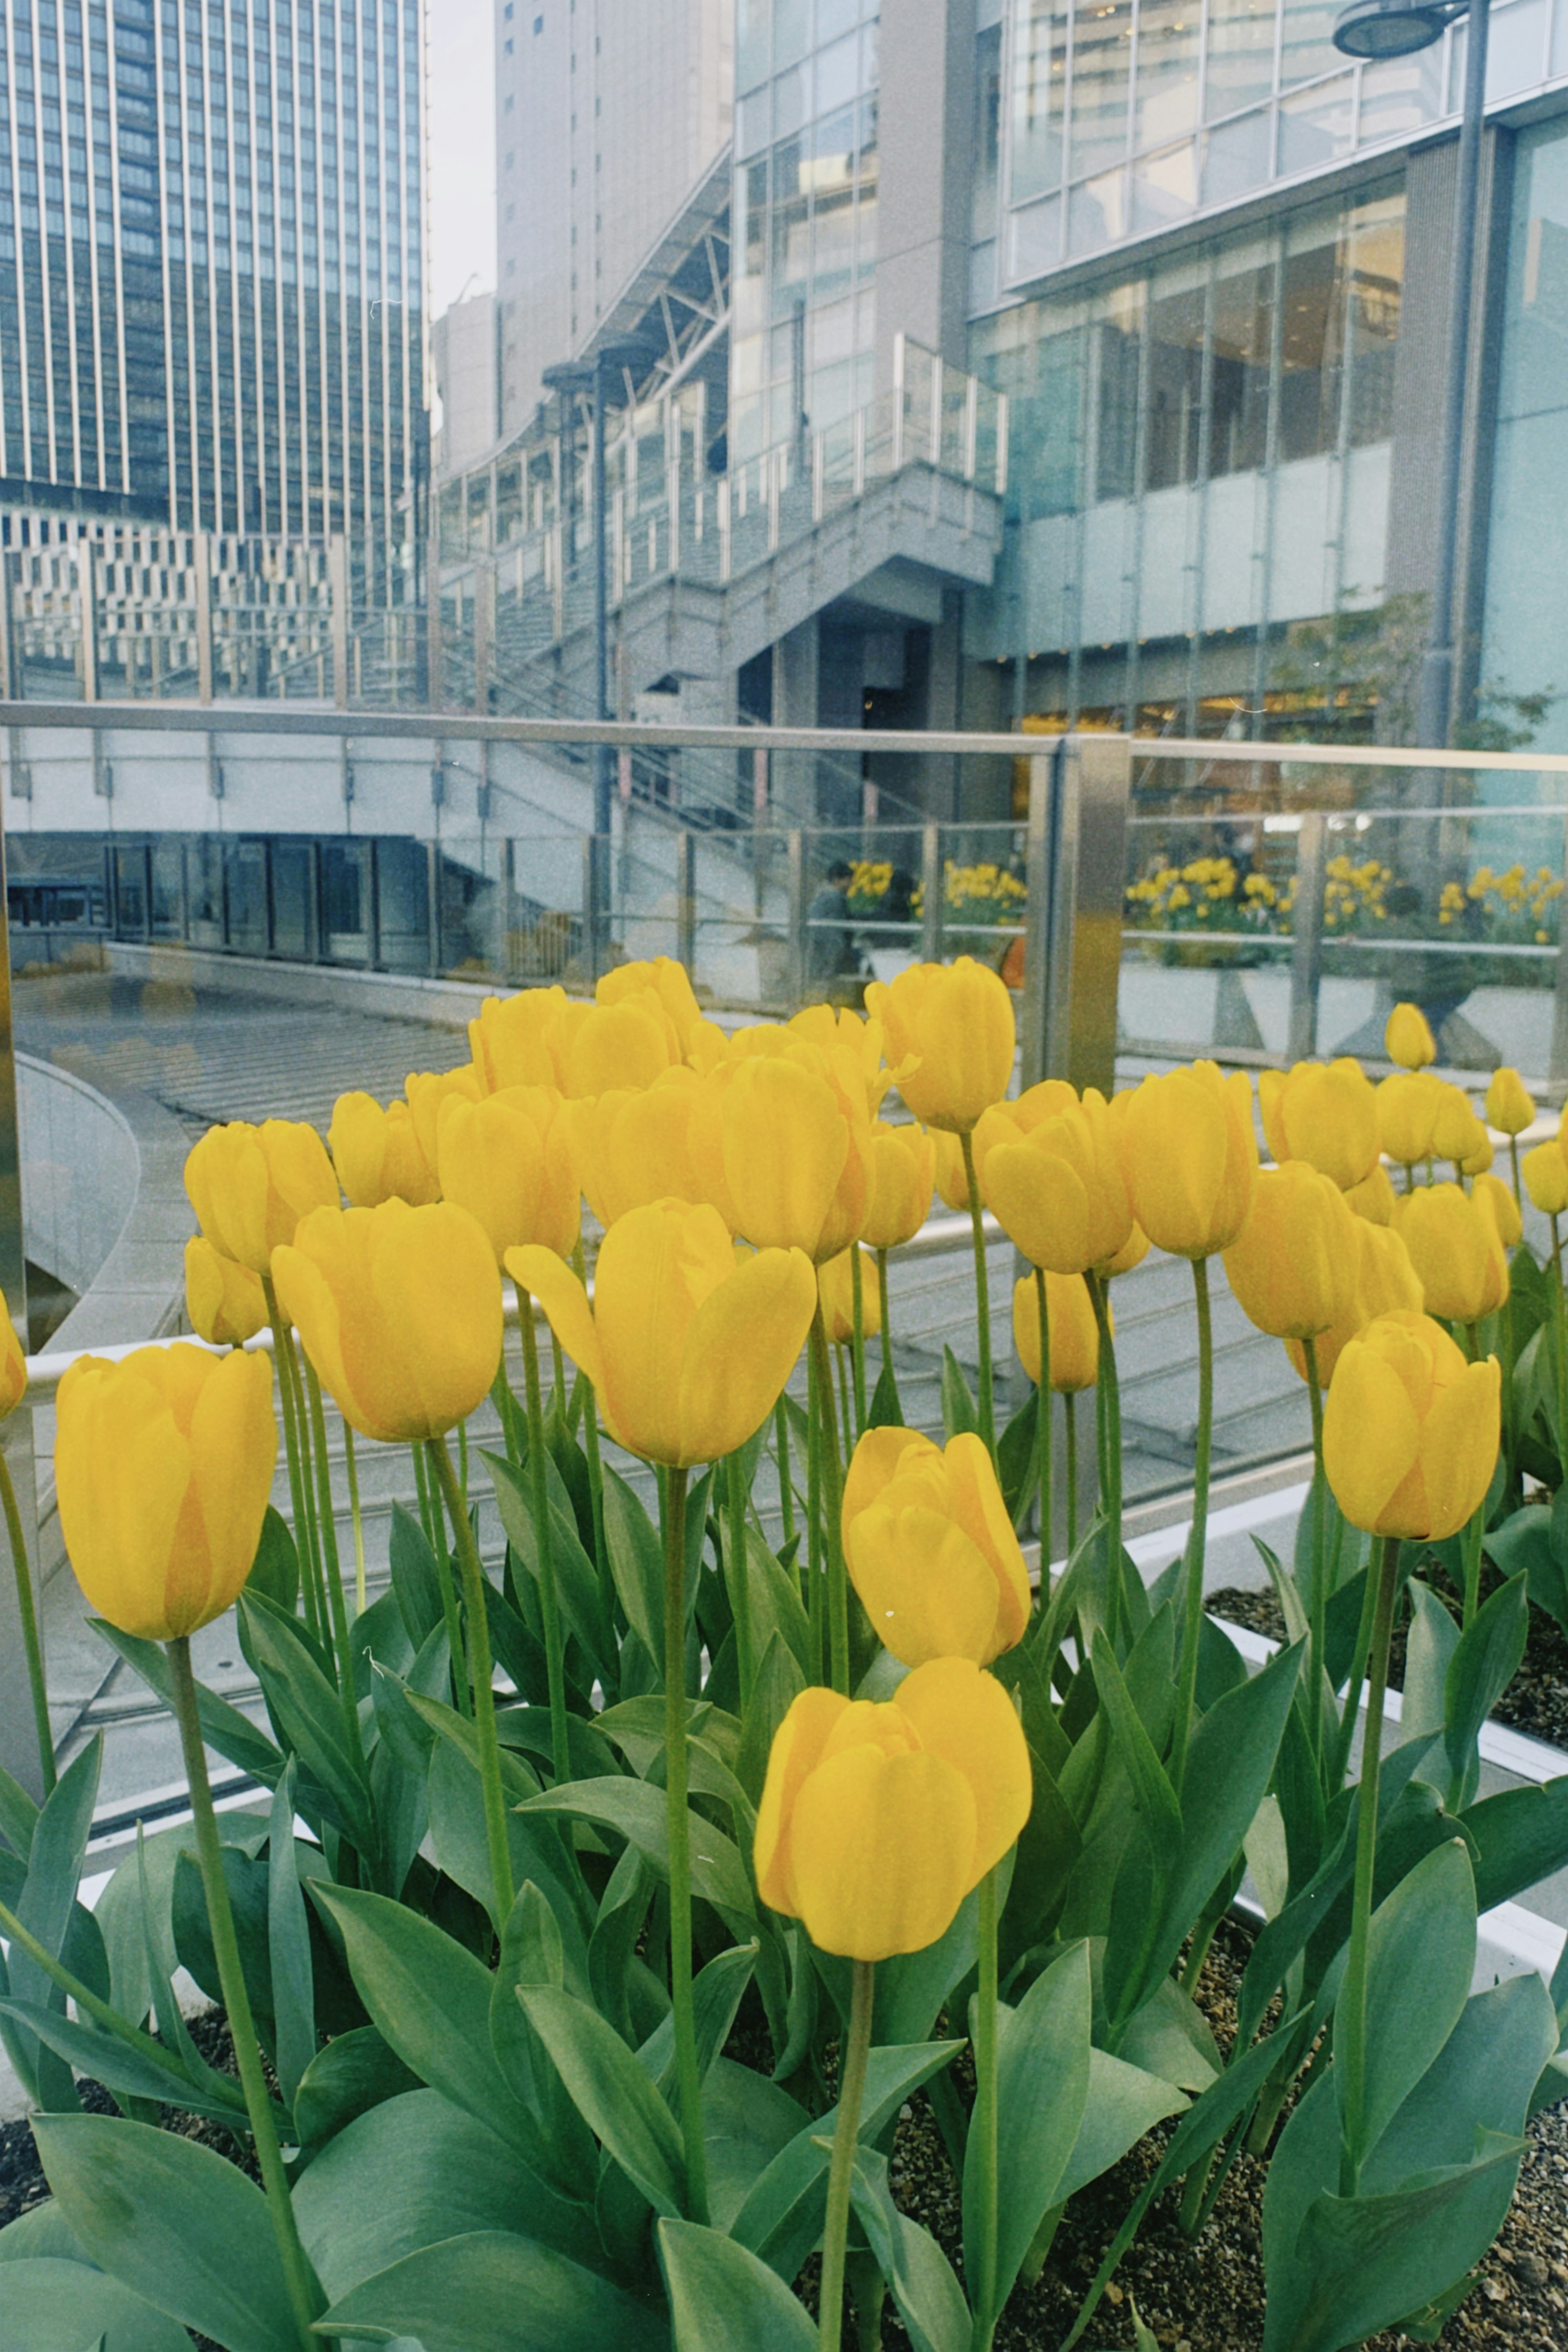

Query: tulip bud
[
  {"left": 866, "top": 957, "right": 1017, "bottom": 1134},
  {"left": 1289, "top": 1218, "right": 1423, "bottom": 1386},
  {"left": 509, "top": 1198, "right": 816, "bottom": 1467},
  {"left": 1323, "top": 1310, "right": 1499, "bottom": 1539},
  {"left": 1391, "top": 1181, "right": 1508, "bottom": 1324},
  {"left": 985, "top": 1086, "right": 1137, "bottom": 1276},
  {"left": 469, "top": 985, "right": 589, "bottom": 1094},
  {"left": 0, "top": 1290, "right": 25, "bottom": 1414},
  {"left": 840, "top": 1426, "right": 1030, "bottom": 1668},
  {"left": 561, "top": 989, "right": 684, "bottom": 1098},
  {"left": 1011, "top": 1271, "right": 1099, "bottom": 1393},
  {"left": 569, "top": 1070, "right": 714, "bottom": 1229},
  {"left": 818, "top": 1247, "right": 880, "bottom": 1347},
  {"left": 1222, "top": 1162, "right": 1359, "bottom": 1341},
  {"left": 1112, "top": 1062, "right": 1257, "bottom": 1259},
  {"left": 1473, "top": 1170, "right": 1523, "bottom": 1251},
  {"left": 57, "top": 1344, "right": 277, "bottom": 1639},
  {"left": 1486, "top": 1066, "right": 1535, "bottom": 1138},
  {"left": 1375, "top": 1070, "right": 1444, "bottom": 1171},
  {"left": 1344, "top": 1162, "right": 1396, "bottom": 1226},
  {"left": 273, "top": 1200, "right": 503, "bottom": 1444},
  {"left": 597, "top": 955, "right": 708, "bottom": 1054},
  {"left": 1385, "top": 1001, "right": 1437, "bottom": 1070},
  {"left": 1257, "top": 1058, "right": 1379, "bottom": 1191},
  {"left": 753, "top": 1659, "right": 1032, "bottom": 1960},
  {"left": 404, "top": 1064, "right": 483, "bottom": 1170},
  {"left": 1430, "top": 1084, "right": 1488, "bottom": 1174},
  {"left": 1525, "top": 1141, "right": 1568, "bottom": 1216},
  {"left": 789, "top": 1003, "right": 909, "bottom": 1118},
  {"left": 861, "top": 1120, "right": 935, "bottom": 1250},
  {"left": 436, "top": 1086, "right": 580, "bottom": 1263},
  {"left": 185, "top": 1119, "right": 339, "bottom": 1277},
  {"left": 329, "top": 1091, "right": 441, "bottom": 1208},
  {"left": 718, "top": 1042, "right": 874, "bottom": 1263},
  {"left": 184, "top": 1235, "right": 268, "bottom": 1347},
  {"left": 1460, "top": 1129, "right": 1494, "bottom": 1179}
]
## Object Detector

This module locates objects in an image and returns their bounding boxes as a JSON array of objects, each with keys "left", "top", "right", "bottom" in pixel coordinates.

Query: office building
[{"left": 434, "top": 288, "right": 501, "bottom": 476}]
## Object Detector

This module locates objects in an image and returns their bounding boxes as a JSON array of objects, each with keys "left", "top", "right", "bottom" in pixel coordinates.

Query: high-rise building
[
  {"left": 0, "top": 0, "right": 425, "bottom": 571},
  {"left": 494, "top": 0, "right": 732, "bottom": 429}
]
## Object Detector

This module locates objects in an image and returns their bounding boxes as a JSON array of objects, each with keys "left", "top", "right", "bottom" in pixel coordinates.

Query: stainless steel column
[
  {"left": 0, "top": 795, "right": 40, "bottom": 1797},
  {"left": 1021, "top": 734, "right": 1132, "bottom": 1098}
]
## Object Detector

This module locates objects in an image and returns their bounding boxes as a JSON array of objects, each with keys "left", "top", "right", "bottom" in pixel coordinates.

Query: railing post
[
  {"left": 1287, "top": 810, "right": 1327, "bottom": 1065},
  {"left": 0, "top": 786, "right": 40, "bottom": 1799},
  {"left": 583, "top": 831, "right": 608, "bottom": 985},
  {"left": 929, "top": 353, "right": 943, "bottom": 470},
  {"left": 426, "top": 838, "right": 442, "bottom": 978},
  {"left": 892, "top": 332, "right": 906, "bottom": 471},
  {"left": 675, "top": 829, "right": 697, "bottom": 976},
  {"left": 77, "top": 541, "right": 98, "bottom": 702},
  {"left": 473, "top": 562, "right": 494, "bottom": 715},
  {"left": 812, "top": 430, "right": 824, "bottom": 524},
  {"left": 1022, "top": 735, "right": 1131, "bottom": 1097},
  {"left": 786, "top": 826, "right": 806, "bottom": 1008},
  {"left": 194, "top": 532, "right": 214, "bottom": 704},
  {"left": 426, "top": 534, "right": 444, "bottom": 708},
  {"left": 1552, "top": 808, "right": 1568, "bottom": 1088},
  {"left": 327, "top": 533, "right": 349, "bottom": 710},
  {"left": 920, "top": 821, "right": 943, "bottom": 965}
]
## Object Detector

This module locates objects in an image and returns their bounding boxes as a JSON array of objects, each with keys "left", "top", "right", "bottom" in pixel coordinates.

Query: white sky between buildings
[{"left": 426, "top": 0, "right": 498, "bottom": 324}]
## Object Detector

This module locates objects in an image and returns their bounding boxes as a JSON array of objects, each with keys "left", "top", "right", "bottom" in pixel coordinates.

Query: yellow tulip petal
[
  {"left": 506, "top": 1244, "right": 606, "bottom": 1398},
  {"left": 754, "top": 1686, "right": 849, "bottom": 1916},
  {"left": 677, "top": 1244, "right": 816, "bottom": 1467},
  {"left": 847, "top": 1505, "right": 1005, "bottom": 1667},
  {"left": 1419, "top": 1357, "right": 1501, "bottom": 1541},
  {"left": 895, "top": 1656, "right": 1032, "bottom": 1888},
  {"left": 1323, "top": 1343, "right": 1421, "bottom": 1533},
  {"left": 786, "top": 1745, "right": 977, "bottom": 1960}
]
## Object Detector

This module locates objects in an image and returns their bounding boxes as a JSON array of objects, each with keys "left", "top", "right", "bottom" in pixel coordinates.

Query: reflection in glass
[
  {"left": 1209, "top": 258, "right": 1272, "bottom": 475},
  {"left": 1131, "top": 138, "right": 1198, "bottom": 232},
  {"left": 1204, "top": 0, "right": 1277, "bottom": 119},
  {"left": 1096, "top": 283, "right": 1144, "bottom": 498},
  {"left": 1278, "top": 227, "right": 1342, "bottom": 462},
  {"left": 1278, "top": 0, "right": 1343, "bottom": 89},
  {"left": 1134, "top": 0, "right": 1202, "bottom": 153},
  {"left": 1145, "top": 281, "right": 1206, "bottom": 488},
  {"left": 1010, "top": 0, "right": 1067, "bottom": 204},
  {"left": 1276, "top": 72, "right": 1357, "bottom": 179},
  {"left": 1202, "top": 108, "right": 1272, "bottom": 205},
  {"left": 270, "top": 842, "right": 316, "bottom": 962},
  {"left": 1347, "top": 204, "right": 1403, "bottom": 447},
  {"left": 1069, "top": 0, "right": 1134, "bottom": 178}
]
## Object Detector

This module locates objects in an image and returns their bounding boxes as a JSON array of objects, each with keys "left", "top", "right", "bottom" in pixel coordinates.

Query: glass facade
[
  {"left": 967, "top": 183, "right": 1404, "bottom": 733},
  {"left": 732, "top": 0, "right": 880, "bottom": 459},
  {"left": 0, "top": 0, "right": 425, "bottom": 573}
]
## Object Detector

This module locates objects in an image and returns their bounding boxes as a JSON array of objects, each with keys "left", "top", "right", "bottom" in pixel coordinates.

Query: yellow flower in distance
[
  {"left": 818, "top": 1247, "right": 880, "bottom": 1346},
  {"left": 329, "top": 1091, "right": 441, "bottom": 1208},
  {"left": 866, "top": 956, "right": 1016, "bottom": 1134},
  {"left": 1012, "top": 1271, "right": 1099, "bottom": 1393},
  {"left": 570, "top": 1070, "right": 714, "bottom": 1229},
  {"left": 1376, "top": 1070, "right": 1444, "bottom": 1170},
  {"left": 184, "top": 1118, "right": 339, "bottom": 1278},
  {"left": 184, "top": 1235, "right": 268, "bottom": 1347},
  {"left": 272, "top": 1200, "right": 503, "bottom": 1444},
  {"left": 0, "top": 1289, "right": 25, "bottom": 1412},
  {"left": 1391, "top": 1181, "right": 1508, "bottom": 1323},
  {"left": 1344, "top": 1163, "right": 1396, "bottom": 1226},
  {"left": 1385, "top": 1001, "right": 1438, "bottom": 1070},
  {"left": 1112, "top": 1062, "right": 1257, "bottom": 1258},
  {"left": 754, "top": 1659, "right": 1032, "bottom": 1961},
  {"left": 841, "top": 1425, "right": 1030, "bottom": 1669},
  {"left": 1222, "top": 1161, "right": 1359, "bottom": 1341},
  {"left": 985, "top": 1086, "right": 1137, "bottom": 1275},
  {"left": 1524, "top": 1140, "right": 1568, "bottom": 1217},
  {"left": 1257, "top": 1058, "right": 1379, "bottom": 1191},
  {"left": 1486, "top": 1066, "right": 1535, "bottom": 1137},
  {"left": 436, "top": 1086, "right": 580, "bottom": 1262},
  {"left": 1430, "top": 1085, "right": 1488, "bottom": 1174},
  {"left": 56, "top": 1344, "right": 277, "bottom": 1640},
  {"left": 718, "top": 1042, "right": 874, "bottom": 1263},
  {"left": 469, "top": 985, "right": 590, "bottom": 1094},
  {"left": 404, "top": 1064, "right": 483, "bottom": 1170},
  {"left": 1323, "top": 1310, "right": 1500, "bottom": 1540},
  {"left": 508, "top": 1198, "right": 816, "bottom": 1467},
  {"left": 861, "top": 1120, "right": 935, "bottom": 1250},
  {"left": 1474, "top": 1170, "right": 1523, "bottom": 1251}
]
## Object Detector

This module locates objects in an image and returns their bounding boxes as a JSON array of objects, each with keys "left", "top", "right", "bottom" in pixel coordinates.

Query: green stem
[
  {"left": 491, "top": 1363, "right": 522, "bottom": 1464},
  {"left": 661, "top": 1465, "right": 709, "bottom": 2223},
  {"left": 1034, "top": 1270, "right": 1052, "bottom": 1566},
  {"left": 1305, "top": 1334, "right": 1327, "bottom": 1766},
  {"left": 1089, "top": 1273, "right": 1125, "bottom": 1645},
  {"left": 849, "top": 1247, "right": 868, "bottom": 1435},
  {"left": 775, "top": 1394, "right": 797, "bottom": 1553},
  {"left": 1509, "top": 1135, "right": 1522, "bottom": 1216},
  {"left": 960, "top": 1129, "right": 996, "bottom": 1459},
  {"left": 835, "top": 1341, "right": 854, "bottom": 1461},
  {"left": 1064, "top": 1391, "right": 1078, "bottom": 1559},
  {"left": 810, "top": 1306, "right": 851, "bottom": 1695},
  {"left": 0, "top": 1442, "right": 54, "bottom": 1794},
  {"left": 1461, "top": 1500, "right": 1485, "bottom": 1630},
  {"left": 343, "top": 1424, "right": 368, "bottom": 1616},
  {"left": 518, "top": 1287, "right": 571, "bottom": 1788},
  {"left": 276, "top": 1315, "right": 329, "bottom": 1650},
  {"left": 1337, "top": 1531, "right": 1400, "bottom": 2199},
  {"left": 303, "top": 1362, "right": 363, "bottom": 1766},
  {"left": 167, "top": 1638, "right": 321, "bottom": 2350},
  {"left": 818, "top": 1957, "right": 875, "bottom": 2352},
  {"left": 1552, "top": 1217, "right": 1568, "bottom": 1484},
  {"left": 971, "top": 1864, "right": 1001, "bottom": 2351},
  {"left": 727, "top": 1446, "right": 754, "bottom": 1715},
  {"left": 411, "top": 1434, "right": 439, "bottom": 1551},
  {"left": 806, "top": 1341, "right": 824, "bottom": 1677},
  {"left": 415, "top": 1441, "right": 470, "bottom": 1719},
  {"left": 877, "top": 1247, "right": 893, "bottom": 1375},
  {"left": 261, "top": 1274, "right": 323, "bottom": 1644},
  {"left": 570, "top": 1243, "right": 612, "bottom": 1624},
  {"left": 1170, "top": 1256, "right": 1215, "bottom": 1796},
  {"left": 427, "top": 1432, "right": 515, "bottom": 1930},
  {"left": 1328, "top": 1551, "right": 1383, "bottom": 1795}
]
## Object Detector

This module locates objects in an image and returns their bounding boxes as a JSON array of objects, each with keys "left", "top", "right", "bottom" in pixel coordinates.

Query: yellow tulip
[
  {"left": 788, "top": 1003, "right": 910, "bottom": 1117},
  {"left": 1257, "top": 1058, "right": 1379, "bottom": 1191},
  {"left": 1323, "top": 1310, "right": 1499, "bottom": 1540},
  {"left": 1391, "top": 1182, "right": 1508, "bottom": 1324},
  {"left": 56, "top": 1344, "right": 277, "bottom": 1639},
  {"left": 754, "top": 1659, "right": 1032, "bottom": 1960},
  {"left": 840, "top": 1427, "right": 1029, "bottom": 1668},
  {"left": 569, "top": 1070, "right": 714, "bottom": 1229},
  {"left": 469, "top": 985, "right": 590, "bottom": 1094},
  {"left": 1011, "top": 1271, "right": 1099, "bottom": 1393},
  {"left": 597, "top": 956, "right": 708, "bottom": 1052},
  {"left": 436, "top": 1086, "right": 580, "bottom": 1263},
  {"left": 508, "top": 1198, "right": 815, "bottom": 1467},
  {"left": 184, "top": 1119, "right": 339, "bottom": 1278},
  {"left": 329, "top": 1092, "right": 441, "bottom": 1208},
  {"left": 404, "top": 1064, "right": 483, "bottom": 1169},
  {"left": 1100, "top": 1223, "right": 1151, "bottom": 1278},
  {"left": 1222, "top": 1162, "right": 1359, "bottom": 1341},
  {"left": 818, "top": 1247, "right": 880, "bottom": 1347},
  {"left": 272, "top": 1200, "right": 503, "bottom": 1444},
  {"left": 718, "top": 1042, "right": 874, "bottom": 1263},
  {"left": 1111, "top": 1062, "right": 1257, "bottom": 1259},
  {"left": 1287, "top": 1218, "right": 1421, "bottom": 1388},
  {"left": 0, "top": 1289, "right": 25, "bottom": 1412},
  {"left": 1523, "top": 1140, "right": 1568, "bottom": 1216},
  {"left": 184, "top": 1236, "right": 268, "bottom": 1347},
  {"left": 984, "top": 1086, "right": 1137, "bottom": 1275},
  {"left": 1474, "top": 1170, "right": 1523, "bottom": 1251},
  {"left": 1486, "top": 1066, "right": 1535, "bottom": 1137},
  {"left": 866, "top": 957, "right": 1016, "bottom": 1134},
  {"left": 862, "top": 1120, "right": 935, "bottom": 1250},
  {"left": 1376, "top": 1070, "right": 1444, "bottom": 1170},
  {"left": 561, "top": 990, "right": 684, "bottom": 1098},
  {"left": 1344, "top": 1163, "right": 1396, "bottom": 1226},
  {"left": 1461, "top": 1129, "right": 1495, "bottom": 1179},
  {"left": 1430, "top": 1084, "right": 1488, "bottom": 1174},
  {"left": 1385, "top": 1001, "right": 1437, "bottom": 1070}
]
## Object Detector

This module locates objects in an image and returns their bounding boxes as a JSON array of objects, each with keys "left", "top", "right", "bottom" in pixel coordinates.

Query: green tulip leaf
[
  {"left": 488, "top": 1449, "right": 615, "bottom": 1682},
  {"left": 89, "top": 1621, "right": 285, "bottom": 1787},
  {"left": 246, "top": 1502, "right": 300, "bottom": 1614},
  {"left": 0, "top": 1758, "right": 39, "bottom": 1858},
  {"left": 318, "top": 2228, "right": 666, "bottom": 2352},
  {"left": 292, "top": 2023, "right": 422, "bottom": 2153},
  {"left": 388, "top": 1499, "right": 445, "bottom": 1646},
  {"left": 0, "top": 2255, "right": 193, "bottom": 2352},
  {"left": 940, "top": 1345, "right": 980, "bottom": 1440},
  {"left": 703, "top": 2058, "right": 810, "bottom": 2234},
  {"left": 3, "top": 1735, "right": 104, "bottom": 2111},
  {"left": 266, "top": 1762, "right": 317, "bottom": 2109},
  {"left": 599, "top": 1467, "right": 668, "bottom": 1667},
  {"left": 657, "top": 2217, "right": 817, "bottom": 2351},
  {"left": 1400, "top": 1581, "right": 1459, "bottom": 1765},
  {"left": 0, "top": 1996, "right": 250, "bottom": 2128},
  {"left": 1054, "top": 2046, "right": 1189, "bottom": 2207},
  {"left": 1463, "top": 1773, "right": 1568, "bottom": 1912},
  {"left": 1335, "top": 1838, "right": 1476, "bottom": 2173},
  {"left": 639, "top": 1940, "right": 759, "bottom": 2099},
  {"left": 969, "top": 1939, "right": 1094, "bottom": 2331},
  {"left": 238, "top": 1592, "right": 379, "bottom": 1862},
  {"left": 32, "top": 2110, "right": 323, "bottom": 2352},
  {"left": 517, "top": 1980, "right": 689, "bottom": 2217},
  {"left": 850, "top": 2149, "right": 971, "bottom": 2352},
  {"left": 867, "top": 1354, "right": 905, "bottom": 1431},
  {"left": 1444, "top": 1570, "right": 1530, "bottom": 1795},
  {"left": 490, "top": 1882, "right": 599, "bottom": 2200},
  {"left": 516, "top": 1776, "right": 757, "bottom": 1931}
]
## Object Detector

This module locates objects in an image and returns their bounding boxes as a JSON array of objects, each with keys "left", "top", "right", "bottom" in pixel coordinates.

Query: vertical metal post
[
  {"left": 78, "top": 542, "right": 98, "bottom": 702},
  {"left": 1286, "top": 811, "right": 1327, "bottom": 1065},
  {"left": 0, "top": 788, "right": 39, "bottom": 1797},
  {"left": 1550, "top": 809, "right": 1568, "bottom": 1087},
  {"left": 328, "top": 533, "right": 350, "bottom": 712},
  {"left": 426, "top": 533, "right": 444, "bottom": 709},
  {"left": 194, "top": 532, "right": 214, "bottom": 705},
  {"left": 473, "top": 564, "right": 494, "bottom": 715},
  {"left": 367, "top": 836, "right": 383, "bottom": 971},
  {"left": 786, "top": 827, "right": 806, "bottom": 1008},
  {"left": 675, "top": 829, "right": 697, "bottom": 976},
  {"left": 0, "top": 550, "right": 13, "bottom": 702},
  {"left": 583, "top": 833, "right": 607, "bottom": 985},
  {"left": 1022, "top": 735, "right": 1131, "bottom": 1097},
  {"left": 426, "top": 838, "right": 442, "bottom": 978},
  {"left": 920, "top": 821, "right": 944, "bottom": 965}
]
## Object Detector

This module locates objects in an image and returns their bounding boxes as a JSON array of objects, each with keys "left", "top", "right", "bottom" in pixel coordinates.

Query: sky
[{"left": 425, "top": 0, "right": 497, "bottom": 321}]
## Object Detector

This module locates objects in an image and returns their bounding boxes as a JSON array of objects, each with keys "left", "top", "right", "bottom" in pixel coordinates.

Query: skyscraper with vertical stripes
[{"left": 0, "top": 0, "right": 426, "bottom": 586}]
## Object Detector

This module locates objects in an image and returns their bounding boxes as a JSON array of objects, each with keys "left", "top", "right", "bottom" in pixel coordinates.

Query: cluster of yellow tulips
[{"left": 7, "top": 950, "right": 1544, "bottom": 2352}]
